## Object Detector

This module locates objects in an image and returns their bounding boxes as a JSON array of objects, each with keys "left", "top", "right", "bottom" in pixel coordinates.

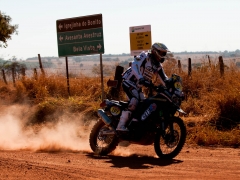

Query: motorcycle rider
[{"left": 116, "top": 42, "right": 172, "bottom": 131}]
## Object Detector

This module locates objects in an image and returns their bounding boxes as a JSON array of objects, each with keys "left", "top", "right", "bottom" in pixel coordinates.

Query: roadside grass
[
  {"left": 186, "top": 121, "right": 240, "bottom": 147},
  {"left": 0, "top": 61, "right": 240, "bottom": 147}
]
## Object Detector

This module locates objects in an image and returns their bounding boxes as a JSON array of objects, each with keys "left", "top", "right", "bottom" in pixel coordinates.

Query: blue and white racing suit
[{"left": 122, "top": 51, "right": 168, "bottom": 111}]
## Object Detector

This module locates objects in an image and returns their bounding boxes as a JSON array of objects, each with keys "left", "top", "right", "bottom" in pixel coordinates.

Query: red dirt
[
  {"left": 0, "top": 104, "right": 239, "bottom": 179},
  {"left": 0, "top": 145, "right": 239, "bottom": 180}
]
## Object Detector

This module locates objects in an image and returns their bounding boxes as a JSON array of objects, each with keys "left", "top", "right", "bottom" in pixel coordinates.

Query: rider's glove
[{"left": 139, "top": 78, "right": 152, "bottom": 87}]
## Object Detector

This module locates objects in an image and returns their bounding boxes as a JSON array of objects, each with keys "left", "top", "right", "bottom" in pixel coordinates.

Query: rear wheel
[
  {"left": 154, "top": 116, "right": 186, "bottom": 159},
  {"left": 89, "top": 119, "right": 118, "bottom": 155}
]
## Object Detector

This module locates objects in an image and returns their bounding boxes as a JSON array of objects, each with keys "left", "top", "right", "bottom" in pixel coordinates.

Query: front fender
[
  {"left": 177, "top": 108, "right": 187, "bottom": 115},
  {"left": 97, "top": 109, "right": 112, "bottom": 125}
]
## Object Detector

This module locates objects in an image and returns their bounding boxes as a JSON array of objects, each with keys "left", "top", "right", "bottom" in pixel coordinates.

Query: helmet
[{"left": 151, "top": 42, "right": 169, "bottom": 63}]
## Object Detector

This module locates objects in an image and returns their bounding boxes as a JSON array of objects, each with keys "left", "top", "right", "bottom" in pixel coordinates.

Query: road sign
[
  {"left": 56, "top": 14, "right": 104, "bottom": 57},
  {"left": 129, "top": 25, "right": 152, "bottom": 56}
]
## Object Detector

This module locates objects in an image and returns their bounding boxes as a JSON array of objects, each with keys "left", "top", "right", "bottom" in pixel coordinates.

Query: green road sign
[{"left": 56, "top": 14, "right": 104, "bottom": 57}]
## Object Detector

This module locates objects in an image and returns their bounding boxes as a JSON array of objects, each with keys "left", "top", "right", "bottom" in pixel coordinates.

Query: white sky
[{"left": 1, "top": 0, "right": 240, "bottom": 60}]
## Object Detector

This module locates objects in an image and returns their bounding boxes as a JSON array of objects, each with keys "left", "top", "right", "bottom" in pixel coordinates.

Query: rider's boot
[{"left": 116, "top": 110, "right": 131, "bottom": 131}]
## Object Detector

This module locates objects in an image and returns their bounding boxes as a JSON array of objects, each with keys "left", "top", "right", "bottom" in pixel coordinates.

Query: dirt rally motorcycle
[{"left": 89, "top": 74, "right": 187, "bottom": 159}]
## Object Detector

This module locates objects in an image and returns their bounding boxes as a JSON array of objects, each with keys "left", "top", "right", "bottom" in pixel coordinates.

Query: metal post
[
  {"left": 100, "top": 53, "right": 104, "bottom": 101},
  {"left": 65, "top": 57, "right": 70, "bottom": 96}
]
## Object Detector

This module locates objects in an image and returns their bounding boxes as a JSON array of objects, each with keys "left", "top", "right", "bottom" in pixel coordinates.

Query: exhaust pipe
[{"left": 98, "top": 109, "right": 112, "bottom": 125}]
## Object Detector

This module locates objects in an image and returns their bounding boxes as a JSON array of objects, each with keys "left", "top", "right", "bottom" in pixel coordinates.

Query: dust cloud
[
  {"left": 0, "top": 104, "right": 139, "bottom": 157},
  {"left": 0, "top": 104, "right": 93, "bottom": 152}
]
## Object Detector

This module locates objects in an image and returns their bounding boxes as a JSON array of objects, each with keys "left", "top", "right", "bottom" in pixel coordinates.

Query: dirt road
[
  {"left": 0, "top": 105, "right": 239, "bottom": 179},
  {"left": 0, "top": 145, "right": 239, "bottom": 180}
]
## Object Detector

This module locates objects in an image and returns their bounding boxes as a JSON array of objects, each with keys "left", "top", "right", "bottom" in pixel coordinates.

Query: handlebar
[{"left": 149, "top": 83, "right": 168, "bottom": 92}]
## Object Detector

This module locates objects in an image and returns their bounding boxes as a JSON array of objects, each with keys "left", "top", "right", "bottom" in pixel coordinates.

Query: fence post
[
  {"left": 38, "top": 54, "right": 45, "bottom": 75},
  {"left": 188, "top": 58, "right": 192, "bottom": 76},
  {"left": 22, "top": 68, "right": 26, "bottom": 78},
  {"left": 208, "top": 55, "right": 211, "bottom": 67},
  {"left": 33, "top": 68, "right": 38, "bottom": 80},
  {"left": 178, "top": 60, "right": 182, "bottom": 74},
  {"left": 2, "top": 69, "right": 7, "bottom": 85},
  {"left": 12, "top": 67, "right": 16, "bottom": 86},
  {"left": 129, "top": 62, "right": 132, "bottom": 67},
  {"left": 219, "top": 56, "right": 224, "bottom": 77}
]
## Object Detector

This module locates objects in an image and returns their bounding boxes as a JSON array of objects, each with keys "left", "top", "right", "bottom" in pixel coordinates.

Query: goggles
[{"left": 156, "top": 50, "right": 167, "bottom": 58}]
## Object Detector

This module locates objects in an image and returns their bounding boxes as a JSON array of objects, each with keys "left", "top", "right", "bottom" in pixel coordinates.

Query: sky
[{"left": 1, "top": 0, "right": 240, "bottom": 60}]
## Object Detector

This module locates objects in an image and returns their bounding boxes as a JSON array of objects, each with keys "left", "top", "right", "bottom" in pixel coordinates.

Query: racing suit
[{"left": 116, "top": 51, "right": 168, "bottom": 131}]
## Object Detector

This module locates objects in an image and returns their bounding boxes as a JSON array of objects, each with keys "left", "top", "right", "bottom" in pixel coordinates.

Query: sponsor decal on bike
[
  {"left": 141, "top": 103, "right": 157, "bottom": 121},
  {"left": 110, "top": 106, "right": 121, "bottom": 116},
  {"left": 174, "top": 82, "right": 182, "bottom": 91}
]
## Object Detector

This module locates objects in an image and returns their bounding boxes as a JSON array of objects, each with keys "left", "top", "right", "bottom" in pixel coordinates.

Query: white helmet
[{"left": 151, "top": 42, "right": 169, "bottom": 63}]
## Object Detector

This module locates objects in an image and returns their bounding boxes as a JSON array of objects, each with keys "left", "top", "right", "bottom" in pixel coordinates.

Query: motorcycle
[{"left": 89, "top": 74, "right": 187, "bottom": 159}]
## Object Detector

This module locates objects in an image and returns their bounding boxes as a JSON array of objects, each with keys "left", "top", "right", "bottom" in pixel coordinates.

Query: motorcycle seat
[
  {"left": 119, "top": 101, "right": 129, "bottom": 107},
  {"left": 119, "top": 101, "right": 129, "bottom": 105}
]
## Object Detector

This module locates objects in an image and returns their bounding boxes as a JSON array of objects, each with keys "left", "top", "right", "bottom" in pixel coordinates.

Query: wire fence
[{"left": 1, "top": 55, "right": 240, "bottom": 86}]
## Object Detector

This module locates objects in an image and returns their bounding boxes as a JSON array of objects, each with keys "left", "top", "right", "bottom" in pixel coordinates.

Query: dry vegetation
[{"left": 0, "top": 58, "right": 240, "bottom": 147}]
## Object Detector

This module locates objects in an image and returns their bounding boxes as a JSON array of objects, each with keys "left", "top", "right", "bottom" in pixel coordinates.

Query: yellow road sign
[
  {"left": 130, "top": 32, "right": 151, "bottom": 51},
  {"left": 129, "top": 25, "right": 152, "bottom": 56}
]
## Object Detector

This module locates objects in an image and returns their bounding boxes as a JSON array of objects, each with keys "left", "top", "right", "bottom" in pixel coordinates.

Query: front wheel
[
  {"left": 89, "top": 119, "right": 119, "bottom": 155},
  {"left": 154, "top": 116, "right": 186, "bottom": 159}
]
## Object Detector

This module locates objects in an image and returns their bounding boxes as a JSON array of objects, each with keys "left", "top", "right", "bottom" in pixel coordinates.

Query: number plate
[{"left": 110, "top": 106, "right": 121, "bottom": 116}]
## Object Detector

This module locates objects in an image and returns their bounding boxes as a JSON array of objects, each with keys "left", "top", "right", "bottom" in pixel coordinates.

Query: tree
[
  {"left": 0, "top": 11, "right": 18, "bottom": 48},
  {"left": 235, "top": 49, "right": 240, "bottom": 56}
]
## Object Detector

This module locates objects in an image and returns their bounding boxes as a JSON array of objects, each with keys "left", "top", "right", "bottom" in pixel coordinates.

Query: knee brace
[{"left": 128, "top": 97, "right": 139, "bottom": 111}]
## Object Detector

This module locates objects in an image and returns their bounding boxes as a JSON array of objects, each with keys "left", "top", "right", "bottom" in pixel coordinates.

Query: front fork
[
  {"left": 97, "top": 109, "right": 118, "bottom": 135},
  {"left": 160, "top": 118, "right": 174, "bottom": 138}
]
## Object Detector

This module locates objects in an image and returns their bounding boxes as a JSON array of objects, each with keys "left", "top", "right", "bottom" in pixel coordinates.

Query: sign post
[
  {"left": 65, "top": 57, "right": 70, "bottom": 96},
  {"left": 129, "top": 25, "right": 152, "bottom": 56},
  {"left": 56, "top": 14, "right": 105, "bottom": 99}
]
